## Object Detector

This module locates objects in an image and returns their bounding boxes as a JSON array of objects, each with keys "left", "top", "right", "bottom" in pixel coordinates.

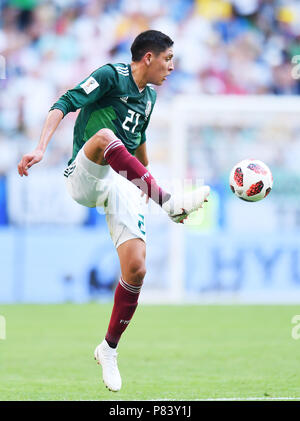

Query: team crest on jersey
[{"left": 145, "top": 101, "right": 152, "bottom": 118}]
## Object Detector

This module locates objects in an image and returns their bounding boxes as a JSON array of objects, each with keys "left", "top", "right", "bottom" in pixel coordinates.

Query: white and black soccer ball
[{"left": 229, "top": 159, "right": 273, "bottom": 202}]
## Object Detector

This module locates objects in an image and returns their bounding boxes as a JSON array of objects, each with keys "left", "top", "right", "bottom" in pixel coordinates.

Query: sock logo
[
  {"left": 141, "top": 172, "right": 149, "bottom": 181},
  {"left": 120, "top": 319, "right": 130, "bottom": 325}
]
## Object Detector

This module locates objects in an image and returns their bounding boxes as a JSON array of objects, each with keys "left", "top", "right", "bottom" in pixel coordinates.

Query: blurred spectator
[{"left": 0, "top": 0, "right": 299, "bottom": 174}]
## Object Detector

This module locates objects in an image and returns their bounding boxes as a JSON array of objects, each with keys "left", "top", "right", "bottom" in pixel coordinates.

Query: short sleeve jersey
[{"left": 50, "top": 63, "right": 157, "bottom": 165}]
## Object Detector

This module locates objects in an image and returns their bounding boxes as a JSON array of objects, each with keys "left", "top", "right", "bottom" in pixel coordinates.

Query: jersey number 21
[{"left": 122, "top": 110, "right": 140, "bottom": 133}]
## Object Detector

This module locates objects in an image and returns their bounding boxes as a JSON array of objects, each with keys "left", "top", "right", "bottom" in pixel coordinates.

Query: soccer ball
[{"left": 229, "top": 159, "right": 273, "bottom": 202}]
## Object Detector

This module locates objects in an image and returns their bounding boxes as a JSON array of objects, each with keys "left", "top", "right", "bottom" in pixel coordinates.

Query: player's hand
[
  {"left": 18, "top": 149, "right": 44, "bottom": 177},
  {"left": 141, "top": 191, "right": 150, "bottom": 204}
]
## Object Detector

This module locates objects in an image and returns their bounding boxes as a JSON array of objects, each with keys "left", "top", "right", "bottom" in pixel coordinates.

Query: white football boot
[
  {"left": 162, "top": 185, "right": 210, "bottom": 223},
  {"left": 94, "top": 340, "right": 122, "bottom": 392}
]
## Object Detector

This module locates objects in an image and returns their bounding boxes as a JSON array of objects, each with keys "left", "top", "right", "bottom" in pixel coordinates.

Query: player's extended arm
[{"left": 18, "top": 109, "right": 64, "bottom": 177}]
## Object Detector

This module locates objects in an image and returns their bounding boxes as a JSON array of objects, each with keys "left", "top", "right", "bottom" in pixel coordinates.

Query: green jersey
[{"left": 50, "top": 63, "right": 157, "bottom": 165}]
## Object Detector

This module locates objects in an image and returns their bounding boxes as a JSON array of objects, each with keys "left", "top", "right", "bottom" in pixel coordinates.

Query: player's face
[{"left": 147, "top": 48, "right": 174, "bottom": 85}]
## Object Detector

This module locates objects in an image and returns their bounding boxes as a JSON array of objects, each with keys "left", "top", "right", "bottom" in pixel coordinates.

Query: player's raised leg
[
  {"left": 84, "top": 128, "right": 170, "bottom": 205},
  {"left": 84, "top": 128, "right": 210, "bottom": 222},
  {"left": 94, "top": 238, "right": 146, "bottom": 392}
]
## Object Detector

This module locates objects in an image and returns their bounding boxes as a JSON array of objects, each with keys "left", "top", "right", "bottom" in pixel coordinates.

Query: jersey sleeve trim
[{"left": 49, "top": 103, "right": 68, "bottom": 116}]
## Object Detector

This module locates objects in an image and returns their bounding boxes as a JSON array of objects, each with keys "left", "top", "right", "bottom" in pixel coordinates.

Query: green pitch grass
[{"left": 0, "top": 303, "right": 299, "bottom": 401}]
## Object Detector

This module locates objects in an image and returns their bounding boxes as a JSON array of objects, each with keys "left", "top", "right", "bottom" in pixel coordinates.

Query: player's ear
[{"left": 144, "top": 52, "right": 152, "bottom": 66}]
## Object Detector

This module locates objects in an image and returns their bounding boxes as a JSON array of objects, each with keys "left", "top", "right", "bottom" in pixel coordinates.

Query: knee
[
  {"left": 93, "top": 128, "right": 116, "bottom": 150},
  {"left": 127, "top": 259, "right": 146, "bottom": 287}
]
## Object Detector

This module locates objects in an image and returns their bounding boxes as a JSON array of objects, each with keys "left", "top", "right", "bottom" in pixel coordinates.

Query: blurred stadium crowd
[
  {"left": 0, "top": 0, "right": 299, "bottom": 183},
  {"left": 1, "top": 1, "right": 300, "bottom": 302}
]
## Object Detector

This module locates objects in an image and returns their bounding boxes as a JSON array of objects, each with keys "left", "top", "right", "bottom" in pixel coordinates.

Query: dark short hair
[{"left": 131, "top": 30, "right": 174, "bottom": 62}]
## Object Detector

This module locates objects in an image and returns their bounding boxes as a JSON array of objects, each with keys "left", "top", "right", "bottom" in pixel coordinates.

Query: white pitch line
[
  {"left": 145, "top": 397, "right": 300, "bottom": 401},
  {"left": 81, "top": 397, "right": 300, "bottom": 402},
  {"left": 200, "top": 398, "right": 300, "bottom": 401}
]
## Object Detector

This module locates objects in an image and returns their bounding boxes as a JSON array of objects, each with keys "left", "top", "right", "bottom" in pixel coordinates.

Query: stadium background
[{"left": 1, "top": 0, "right": 300, "bottom": 305}]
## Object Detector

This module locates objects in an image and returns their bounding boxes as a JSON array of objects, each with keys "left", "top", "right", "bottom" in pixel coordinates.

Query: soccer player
[{"left": 17, "top": 30, "right": 210, "bottom": 392}]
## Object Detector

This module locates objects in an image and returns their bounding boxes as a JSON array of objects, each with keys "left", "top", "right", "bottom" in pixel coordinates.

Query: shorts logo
[
  {"left": 64, "top": 163, "right": 76, "bottom": 178},
  {"left": 145, "top": 100, "right": 152, "bottom": 119},
  {"left": 80, "top": 76, "right": 99, "bottom": 94}
]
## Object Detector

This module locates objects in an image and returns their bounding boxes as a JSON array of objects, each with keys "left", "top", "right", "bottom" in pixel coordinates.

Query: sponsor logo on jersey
[
  {"left": 120, "top": 96, "right": 128, "bottom": 103},
  {"left": 145, "top": 100, "right": 152, "bottom": 118},
  {"left": 80, "top": 76, "right": 99, "bottom": 94}
]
